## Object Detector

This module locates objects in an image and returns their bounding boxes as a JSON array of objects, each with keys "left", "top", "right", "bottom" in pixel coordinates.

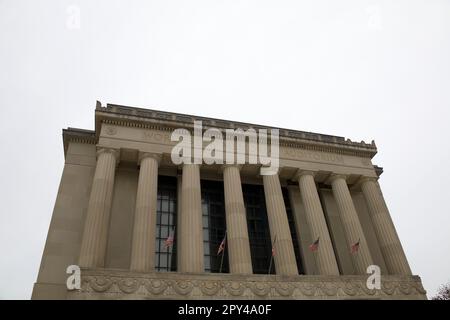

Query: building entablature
[
  {"left": 93, "top": 102, "right": 377, "bottom": 158},
  {"left": 62, "top": 134, "right": 379, "bottom": 185}
]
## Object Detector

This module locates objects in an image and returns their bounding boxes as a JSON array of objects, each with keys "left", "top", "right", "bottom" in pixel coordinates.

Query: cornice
[
  {"left": 62, "top": 127, "right": 96, "bottom": 157},
  {"left": 374, "top": 165, "right": 384, "bottom": 177},
  {"left": 95, "top": 103, "right": 378, "bottom": 159}
]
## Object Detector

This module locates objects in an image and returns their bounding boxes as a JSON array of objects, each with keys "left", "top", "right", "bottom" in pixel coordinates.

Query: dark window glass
[
  {"left": 155, "top": 175, "right": 177, "bottom": 272},
  {"left": 242, "top": 184, "right": 275, "bottom": 274},
  {"left": 201, "top": 179, "right": 229, "bottom": 273}
]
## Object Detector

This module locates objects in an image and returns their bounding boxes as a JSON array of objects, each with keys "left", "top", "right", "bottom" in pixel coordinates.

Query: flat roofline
[
  {"left": 96, "top": 102, "right": 377, "bottom": 156},
  {"left": 61, "top": 101, "right": 378, "bottom": 159},
  {"left": 105, "top": 103, "right": 347, "bottom": 142}
]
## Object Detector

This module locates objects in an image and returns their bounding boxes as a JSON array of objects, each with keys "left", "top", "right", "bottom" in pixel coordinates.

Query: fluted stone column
[
  {"left": 223, "top": 165, "right": 252, "bottom": 274},
  {"left": 79, "top": 148, "right": 118, "bottom": 268},
  {"left": 329, "top": 174, "right": 373, "bottom": 274},
  {"left": 361, "top": 177, "right": 412, "bottom": 275},
  {"left": 296, "top": 171, "right": 339, "bottom": 275},
  {"left": 130, "top": 153, "right": 161, "bottom": 272},
  {"left": 262, "top": 172, "right": 298, "bottom": 275},
  {"left": 178, "top": 164, "right": 204, "bottom": 273}
]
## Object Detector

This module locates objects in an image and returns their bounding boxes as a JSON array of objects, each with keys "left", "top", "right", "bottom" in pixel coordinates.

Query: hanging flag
[
  {"left": 309, "top": 237, "right": 320, "bottom": 252},
  {"left": 350, "top": 239, "right": 360, "bottom": 254},
  {"left": 164, "top": 227, "right": 175, "bottom": 248},
  {"left": 164, "top": 233, "right": 174, "bottom": 248},
  {"left": 217, "top": 234, "right": 226, "bottom": 255}
]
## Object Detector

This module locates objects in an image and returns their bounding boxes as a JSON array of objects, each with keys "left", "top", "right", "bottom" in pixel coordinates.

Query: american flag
[
  {"left": 350, "top": 239, "right": 360, "bottom": 254},
  {"left": 309, "top": 237, "right": 320, "bottom": 252},
  {"left": 164, "top": 234, "right": 174, "bottom": 248},
  {"left": 217, "top": 234, "right": 226, "bottom": 255}
]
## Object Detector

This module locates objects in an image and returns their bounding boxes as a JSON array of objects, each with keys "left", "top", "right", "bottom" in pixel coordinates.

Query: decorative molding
[
  {"left": 326, "top": 173, "right": 349, "bottom": 184},
  {"left": 361, "top": 158, "right": 372, "bottom": 166},
  {"left": 142, "top": 130, "right": 172, "bottom": 143},
  {"left": 99, "top": 120, "right": 375, "bottom": 160},
  {"left": 68, "top": 269, "right": 427, "bottom": 300},
  {"left": 103, "top": 119, "right": 174, "bottom": 132},
  {"left": 374, "top": 165, "right": 384, "bottom": 177},
  {"left": 61, "top": 105, "right": 378, "bottom": 161},
  {"left": 63, "top": 128, "right": 96, "bottom": 144},
  {"left": 104, "top": 126, "right": 118, "bottom": 136},
  {"left": 62, "top": 128, "right": 96, "bottom": 157},
  {"left": 96, "top": 104, "right": 378, "bottom": 159},
  {"left": 138, "top": 152, "right": 162, "bottom": 165},
  {"left": 293, "top": 170, "right": 317, "bottom": 181},
  {"left": 96, "top": 147, "right": 120, "bottom": 161}
]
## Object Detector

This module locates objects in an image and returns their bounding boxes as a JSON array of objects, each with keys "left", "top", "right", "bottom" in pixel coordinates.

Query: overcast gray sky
[{"left": 1, "top": 0, "right": 449, "bottom": 299}]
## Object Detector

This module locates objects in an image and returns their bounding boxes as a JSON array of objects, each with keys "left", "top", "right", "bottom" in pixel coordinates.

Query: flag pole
[
  {"left": 268, "top": 256, "right": 273, "bottom": 275},
  {"left": 268, "top": 234, "right": 277, "bottom": 275},
  {"left": 219, "top": 231, "right": 227, "bottom": 273}
]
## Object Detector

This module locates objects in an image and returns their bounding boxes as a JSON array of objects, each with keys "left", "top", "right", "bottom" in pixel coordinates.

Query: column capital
[
  {"left": 96, "top": 148, "right": 120, "bottom": 161},
  {"left": 350, "top": 176, "right": 378, "bottom": 191},
  {"left": 325, "top": 173, "right": 348, "bottom": 184},
  {"left": 138, "top": 152, "right": 162, "bottom": 165},
  {"left": 358, "top": 176, "right": 378, "bottom": 185},
  {"left": 259, "top": 165, "right": 279, "bottom": 176},
  {"left": 221, "top": 164, "right": 243, "bottom": 172},
  {"left": 360, "top": 176, "right": 378, "bottom": 183},
  {"left": 293, "top": 169, "right": 317, "bottom": 181}
]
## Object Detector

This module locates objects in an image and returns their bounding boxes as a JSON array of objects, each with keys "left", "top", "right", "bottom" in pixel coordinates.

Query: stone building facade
[{"left": 31, "top": 103, "right": 426, "bottom": 299}]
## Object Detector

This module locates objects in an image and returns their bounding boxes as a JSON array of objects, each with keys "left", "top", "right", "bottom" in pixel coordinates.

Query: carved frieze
[
  {"left": 105, "top": 126, "right": 117, "bottom": 136},
  {"left": 142, "top": 130, "right": 172, "bottom": 144},
  {"left": 99, "top": 125, "right": 375, "bottom": 172},
  {"left": 282, "top": 146, "right": 345, "bottom": 165},
  {"left": 68, "top": 269, "right": 427, "bottom": 300}
]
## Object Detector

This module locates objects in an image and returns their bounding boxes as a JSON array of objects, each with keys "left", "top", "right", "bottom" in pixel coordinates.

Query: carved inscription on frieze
[
  {"left": 142, "top": 130, "right": 172, "bottom": 144},
  {"left": 282, "top": 147, "right": 345, "bottom": 164},
  {"left": 139, "top": 129, "right": 373, "bottom": 168}
]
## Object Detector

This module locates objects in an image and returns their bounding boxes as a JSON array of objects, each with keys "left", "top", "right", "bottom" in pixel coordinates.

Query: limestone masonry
[{"left": 32, "top": 102, "right": 426, "bottom": 300}]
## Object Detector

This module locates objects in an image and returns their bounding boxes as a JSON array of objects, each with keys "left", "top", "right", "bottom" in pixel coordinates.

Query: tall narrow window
[
  {"left": 243, "top": 184, "right": 274, "bottom": 274},
  {"left": 201, "top": 179, "right": 229, "bottom": 273},
  {"left": 155, "top": 175, "right": 177, "bottom": 272},
  {"left": 282, "top": 187, "right": 305, "bottom": 274}
]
